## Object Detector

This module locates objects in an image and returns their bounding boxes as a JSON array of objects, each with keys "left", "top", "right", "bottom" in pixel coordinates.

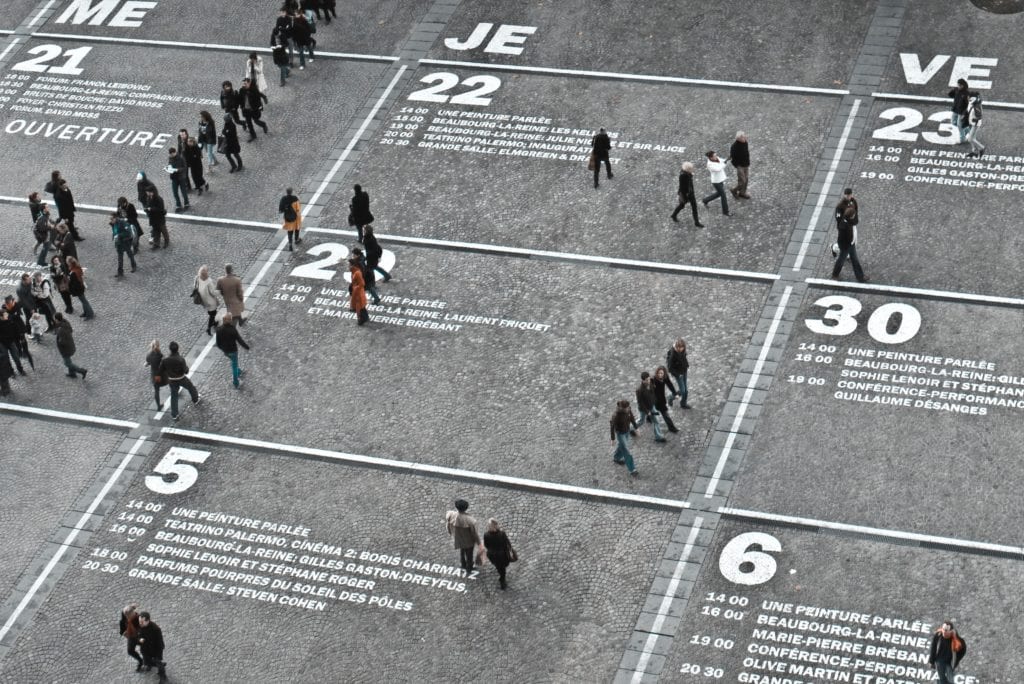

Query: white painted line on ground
[
  {"left": 26, "top": 0, "right": 56, "bottom": 29},
  {"left": 0, "top": 197, "right": 777, "bottom": 281},
  {"left": 0, "top": 37, "right": 22, "bottom": 61},
  {"left": 631, "top": 516, "right": 704, "bottom": 683},
  {"left": 719, "top": 507, "right": 1024, "bottom": 556},
  {"left": 872, "top": 92, "right": 1024, "bottom": 111},
  {"left": 163, "top": 427, "right": 691, "bottom": 510},
  {"left": 792, "top": 99, "right": 861, "bottom": 272},
  {"left": 0, "top": 402, "right": 139, "bottom": 429},
  {"left": 806, "top": 277, "right": 1024, "bottom": 308},
  {"left": 0, "top": 435, "right": 147, "bottom": 644},
  {"left": 705, "top": 286, "right": 792, "bottom": 499},
  {"left": 29, "top": 32, "right": 398, "bottom": 61},
  {"left": 419, "top": 59, "right": 849, "bottom": 96},
  {"left": 305, "top": 65, "right": 408, "bottom": 210}
]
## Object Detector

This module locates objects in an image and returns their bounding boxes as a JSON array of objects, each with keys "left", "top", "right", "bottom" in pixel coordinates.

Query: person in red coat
[{"left": 348, "top": 257, "right": 369, "bottom": 325}]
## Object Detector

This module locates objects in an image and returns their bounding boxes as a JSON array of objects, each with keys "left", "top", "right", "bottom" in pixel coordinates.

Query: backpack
[
  {"left": 112, "top": 219, "right": 134, "bottom": 246},
  {"left": 283, "top": 201, "right": 297, "bottom": 223}
]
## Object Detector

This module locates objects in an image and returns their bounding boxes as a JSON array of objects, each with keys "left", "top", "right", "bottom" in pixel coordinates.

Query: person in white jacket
[
  {"left": 965, "top": 95, "right": 985, "bottom": 159},
  {"left": 194, "top": 265, "right": 221, "bottom": 335},
  {"left": 701, "top": 150, "right": 730, "bottom": 216},
  {"left": 244, "top": 53, "right": 269, "bottom": 102}
]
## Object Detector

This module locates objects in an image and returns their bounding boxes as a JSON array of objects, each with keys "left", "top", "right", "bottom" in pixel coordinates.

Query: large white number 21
[
  {"left": 13, "top": 45, "right": 92, "bottom": 76},
  {"left": 145, "top": 447, "right": 210, "bottom": 495}
]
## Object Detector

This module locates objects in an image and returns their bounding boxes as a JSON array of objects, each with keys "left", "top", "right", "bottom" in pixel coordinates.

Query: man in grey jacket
[{"left": 445, "top": 499, "right": 480, "bottom": 575}]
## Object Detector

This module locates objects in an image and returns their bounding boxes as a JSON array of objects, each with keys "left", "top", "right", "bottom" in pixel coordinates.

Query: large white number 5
[
  {"left": 145, "top": 447, "right": 210, "bottom": 495},
  {"left": 719, "top": 532, "right": 781, "bottom": 586},
  {"left": 805, "top": 295, "right": 861, "bottom": 336}
]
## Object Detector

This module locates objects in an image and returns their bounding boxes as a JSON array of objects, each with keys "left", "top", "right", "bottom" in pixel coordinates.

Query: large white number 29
[
  {"left": 805, "top": 296, "right": 921, "bottom": 345},
  {"left": 145, "top": 447, "right": 210, "bottom": 495},
  {"left": 719, "top": 532, "right": 781, "bottom": 586}
]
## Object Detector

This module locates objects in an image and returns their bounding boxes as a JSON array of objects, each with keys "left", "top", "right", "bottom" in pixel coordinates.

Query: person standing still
[
  {"left": 165, "top": 148, "right": 190, "bottom": 212},
  {"left": 65, "top": 256, "right": 94, "bottom": 319},
  {"left": 591, "top": 127, "right": 613, "bottom": 188},
  {"left": 53, "top": 179, "right": 84, "bottom": 241},
  {"left": 610, "top": 399, "right": 639, "bottom": 476},
  {"left": 215, "top": 312, "right": 249, "bottom": 388},
  {"left": 159, "top": 341, "right": 200, "bottom": 421},
  {"left": 183, "top": 138, "right": 208, "bottom": 194},
  {"left": 729, "top": 132, "right": 751, "bottom": 199},
  {"left": 348, "top": 256, "right": 369, "bottom": 325},
  {"left": 271, "top": 32, "right": 290, "bottom": 86},
  {"left": 670, "top": 162, "right": 704, "bottom": 227},
  {"left": 482, "top": 519, "right": 516, "bottom": 590},
  {"left": 217, "top": 264, "right": 246, "bottom": 326},
  {"left": 666, "top": 338, "right": 691, "bottom": 408},
  {"left": 362, "top": 226, "right": 390, "bottom": 282},
  {"left": 119, "top": 604, "right": 144, "bottom": 671},
  {"left": 136, "top": 612, "right": 167, "bottom": 682},
  {"left": 349, "top": 184, "right": 373, "bottom": 243},
  {"left": 110, "top": 214, "right": 137, "bottom": 277},
  {"left": 445, "top": 499, "right": 481, "bottom": 576},
  {"left": 947, "top": 78, "right": 970, "bottom": 144},
  {"left": 701, "top": 151, "right": 730, "bottom": 216},
  {"left": 928, "top": 621, "right": 967, "bottom": 684},
  {"left": 54, "top": 312, "right": 87, "bottom": 379},
  {"left": 197, "top": 111, "right": 218, "bottom": 169},
  {"left": 279, "top": 188, "right": 303, "bottom": 251}
]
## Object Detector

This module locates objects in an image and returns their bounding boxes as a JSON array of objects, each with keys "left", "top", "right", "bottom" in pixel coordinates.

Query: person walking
[
  {"left": 30, "top": 271, "right": 57, "bottom": 331},
  {"left": 220, "top": 81, "right": 246, "bottom": 131},
  {"left": 362, "top": 226, "right": 390, "bottom": 282},
  {"left": 670, "top": 162, "right": 704, "bottom": 227},
  {"left": 591, "top": 127, "right": 613, "bottom": 188},
  {"left": 947, "top": 78, "right": 970, "bottom": 144},
  {"left": 349, "top": 185, "right": 373, "bottom": 243},
  {"left": 117, "top": 196, "right": 142, "bottom": 255},
  {"left": 245, "top": 52, "right": 270, "bottom": 100},
  {"left": 350, "top": 247, "right": 380, "bottom": 305},
  {"left": 635, "top": 372, "right": 666, "bottom": 442},
  {"left": 445, "top": 499, "right": 481, "bottom": 576},
  {"left": 197, "top": 111, "right": 218, "bottom": 169},
  {"left": 348, "top": 256, "right": 369, "bottom": 325},
  {"left": 16, "top": 273, "right": 37, "bottom": 322},
  {"left": 240, "top": 78, "right": 269, "bottom": 142},
  {"left": 729, "top": 132, "right": 751, "bottom": 199},
  {"left": 215, "top": 313, "right": 249, "bottom": 389},
  {"left": 928, "top": 621, "right": 967, "bottom": 684},
  {"left": 278, "top": 188, "right": 303, "bottom": 250},
  {"left": 271, "top": 32, "right": 290, "bottom": 86},
  {"left": 65, "top": 256, "right": 94, "bottom": 319},
  {"left": 610, "top": 399, "right": 639, "bottom": 476},
  {"left": 53, "top": 179, "right": 84, "bottom": 241},
  {"left": 28, "top": 191, "right": 44, "bottom": 224},
  {"left": 145, "top": 340, "right": 166, "bottom": 410},
  {"left": 482, "top": 519, "right": 516, "bottom": 590},
  {"left": 159, "top": 341, "right": 200, "bottom": 421},
  {"left": 183, "top": 137, "right": 209, "bottom": 194},
  {"left": 291, "top": 11, "right": 315, "bottom": 68},
  {"left": 274, "top": 9, "right": 295, "bottom": 66},
  {"left": 666, "top": 338, "right": 691, "bottom": 409},
  {"left": 651, "top": 366, "right": 680, "bottom": 433},
  {"left": 119, "top": 604, "right": 144, "bottom": 672},
  {"left": 0, "top": 344, "right": 13, "bottom": 396},
  {"left": 54, "top": 312, "right": 87, "bottom": 379},
  {"left": 217, "top": 264, "right": 246, "bottom": 326},
  {"left": 220, "top": 114, "right": 244, "bottom": 173},
  {"left": 33, "top": 202, "right": 57, "bottom": 266},
  {"left": 110, "top": 213, "right": 137, "bottom": 277},
  {"left": 53, "top": 221, "right": 78, "bottom": 263},
  {"left": 965, "top": 94, "right": 985, "bottom": 158},
  {"left": 136, "top": 612, "right": 167, "bottom": 682},
  {"left": 194, "top": 265, "right": 220, "bottom": 335},
  {"left": 49, "top": 255, "right": 73, "bottom": 314},
  {"left": 144, "top": 187, "right": 170, "bottom": 248},
  {"left": 831, "top": 190, "right": 867, "bottom": 283},
  {"left": 165, "top": 147, "right": 190, "bottom": 211},
  {"left": 701, "top": 151, "right": 730, "bottom": 216}
]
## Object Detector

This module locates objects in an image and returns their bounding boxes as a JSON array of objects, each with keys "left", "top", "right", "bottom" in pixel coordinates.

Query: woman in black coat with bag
[
  {"left": 482, "top": 519, "right": 516, "bottom": 590},
  {"left": 220, "top": 114, "right": 243, "bottom": 173}
]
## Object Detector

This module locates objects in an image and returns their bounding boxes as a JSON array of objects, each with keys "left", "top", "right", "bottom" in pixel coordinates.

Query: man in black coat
[
  {"left": 159, "top": 341, "right": 200, "bottom": 420},
  {"left": 591, "top": 127, "right": 613, "bottom": 188},
  {"left": 928, "top": 621, "right": 966, "bottom": 684},
  {"left": 0, "top": 309, "right": 27, "bottom": 376},
  {"left": 831, "top": 189, "right": 867, "bottom": 283},
  {"left": 53, "top": 179, "right": 83, "bottom": 241},
  {"left": 670, "top": 162, "right": 704, "bottom": 227},
  {"left": 349, "top": 184, "right": 373, "bottom": 243},
  {"left": 363, "top": 226, "right": 391, "bottom": 282},
  {"left": 947, "top": 78, "right": 970, "bottom": 144},
  {"left": 729, "top": 132, "right": 751, "bottom": 199},
  {"left": 144, "top": 188, "right": 170, "bottom": 248},
  {"left": 137, "top": 612, "right": 167, "bottom": 681},
  {"left": 239, "top": 78, "right": 269, "bottom": 141},
  {"left": 54, "top": 312, "right": 87, "bottom": 379},
  {"left": 165, "top": 147, "right": 190, "bottom": 212},
  {"left": 215, "top": 312, "right": 250, "bottom": 388},
  {"left": 220, "top": 80, "right": 246, "bottom": 130}
]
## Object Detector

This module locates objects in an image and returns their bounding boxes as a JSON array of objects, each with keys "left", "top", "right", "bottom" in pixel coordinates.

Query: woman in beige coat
[{"left": 194, "top": 265, "right": 220, "bottom": 335}]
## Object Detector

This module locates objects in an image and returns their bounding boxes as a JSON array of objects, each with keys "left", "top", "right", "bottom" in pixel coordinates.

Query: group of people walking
[
  {"left": 119, "top": 604, "right": 168, "bottom": 680},
  {"left": 445, "top": 499, "right": 517, "bottom": 590}
]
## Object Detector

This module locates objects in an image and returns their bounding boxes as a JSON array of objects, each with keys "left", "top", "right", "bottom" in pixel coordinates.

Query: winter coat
[
  {"left": 676, "top": 171, "right": 696, "bottom": 199},
  {"left": 245, "top": 56, "right": 268, "bottom": 94},
  {"left": 363, "top": 233, "right": 384, "bottom": 267},
  {"left": 666, "top": 347, "right": 689, "bottom": 375},
  {"left": 137, "top": 174, "right": 157, "bottom": 204},
  {"left": 220, "top": 88, "right": 240, "bottom": 112},
  {"left": 483, "top": 529, "right": 513, "bottom": 568},
  {"left": 730, "top": 140, "right": 750, "bottom": 167},
  {"left": 55, "top": 318, "right": 76, "bottom": 357},
  {"left": 215, "top": 322, "right": 250, "bottom": 354},
  {"left": 67, "top": 264, "right": 86, "bottom": 296},
  {"left": 592, "top": 132, "right": 611, "bottom": 159},
  {"left": 137, "top": 622, "right": 164, "bottom": 660},
  {"left": 55, "top": 231, "right": 77, "bottom": 261},
  {"left": 194, "top": 275, "right": 220, "bottom": 311},
  {"left": 166, "top": 154, "right": 187, "bottom": 183},
  {"left": 349, "top": 190, "right": 372, "bottom": 225},
  {"left": 348, "top": 264, "right": 367, "bottom": 311},
  {"left": 29, "top": 198, "right": 43, "bottom": 224},
  {"left": 651, "top": 375, "right": 676, "bottom": 411},
  {"left": 53, "top": 186, "right": 76, "bottom": 220},
  {"left": 445, "top": 510, "right": 479, "bottom": 550},
  {"left": 216, "top": 274, "right": 245, "bottom": 318},
  {"left": 198, "top": 119, "right": 217, "bottom": 145},
  {"left": 239, "top": 85, "right": 262, "bottom": 114},
  {"left": 146, "top": 350, "right": 164, "bottom": 385},
  {"left": 221, "top": 117, "right": 241, "bottom": 154},
  {"left": 635, "top": 382, "right": 657, "bottom": 414},
  {"left": 279, "top": 195, "right": 302, "bottom": 232},
  {"left": 144, "top": 193, "right": 167, "bottom": 223},
  {"left": 609, "top": 407, "right": 636, "bottom": 438},
  {"left": 183, "top": 144, "right": 204, "bottom": 172},
  {"left": 159, "top": 353, "right": 189, "bottom": 381}
]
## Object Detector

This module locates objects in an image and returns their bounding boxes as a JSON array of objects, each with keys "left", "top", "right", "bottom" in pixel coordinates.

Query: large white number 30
[
  {"left": 805, "top": 296, "right": 920, "bottom": 345},
  {"left": 719, "top": 532, "right": 781, "bottom": 586},
  {"left": 145, "top": 447, "right": 210, "bottom": 495}
]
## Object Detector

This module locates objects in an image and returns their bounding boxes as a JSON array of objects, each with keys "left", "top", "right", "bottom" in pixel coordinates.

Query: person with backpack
[
  {"left": 215, "top": 312, "right": 250, "bottom": 389},
  {"left": 117, "top": 196, "right": 143, "bottom": 255},
  {"left": 110, "top": 213, "right": 137, "bottom": 277},
  {"left": 965, "top": 95, "right": 985, "bottom": 158},
  {"left": 928, "top": 621, "right": 967, "bottom": 684},
  {"left": 278, "top": 188, "right": 302, "bottom": 250}
]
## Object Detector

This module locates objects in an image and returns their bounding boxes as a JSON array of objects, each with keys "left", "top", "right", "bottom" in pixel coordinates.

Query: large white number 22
[{"left": 408, "top": 72, "right": 502, "bottom": 106}]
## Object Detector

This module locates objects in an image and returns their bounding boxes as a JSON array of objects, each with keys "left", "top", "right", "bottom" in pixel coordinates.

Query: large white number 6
[
  {"left": 719, "top": 532, "right": 781, "bottom": 586},
  {"left": 805, "top": 295, "right": 862, "bottom": 336},
  {"left": 145, "top": 447, "right": 210, "bottom": 495}
]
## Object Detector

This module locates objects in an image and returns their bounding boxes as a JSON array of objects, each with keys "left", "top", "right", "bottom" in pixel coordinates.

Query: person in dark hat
[{"left": 445, "top": 499, "right": 480, "bottom": 575}]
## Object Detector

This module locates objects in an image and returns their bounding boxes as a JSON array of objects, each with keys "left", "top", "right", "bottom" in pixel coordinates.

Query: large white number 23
[
  {"left": 805, "top": 296, "right": 921, "bottom": 345},
  {"left": 408, "top": 72, "right": 502, "bottom": 106},
  {"left": 872, "top": 107, "right": 958, "bottom": 144},
  {"left": 145, "top": 447, "right": 210, "bottom": 495}
]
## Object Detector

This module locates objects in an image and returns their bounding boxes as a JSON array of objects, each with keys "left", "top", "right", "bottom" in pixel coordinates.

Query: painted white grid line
[
  {"left": 631, "top": 516, "right": 704, "bottom": 683},
  {"left": 792, "top": 99, "right": 862, "bottom": 271},
  {"left": 872, "top": 92, "right": 1024, "bottom": 111},
  {"left": 420, "top": 59, "right": 850, "bottom": 96},
  {"left": 0, "top": 37, "right": 22, "bottom": 61},
  {"left": 704, "top": 286, "right": 793, "bottom": 498},
  {"left": 0, "top": 435, "right": 147, "bottom": 644},
  {"left": 26, "top": 0, "right": 56, "bottom": 29},
  {"left": 719, "top": 507, "right": 1024, "bottom": 557},
  {"left": 162, "top": 427, "right": 691, "bottom": 511},
  {"left": 0, "top": 402, "right": 139, "bottom": 429},
  {"left": 806, "top": 277, "right": 1024, "bottom": 308}
]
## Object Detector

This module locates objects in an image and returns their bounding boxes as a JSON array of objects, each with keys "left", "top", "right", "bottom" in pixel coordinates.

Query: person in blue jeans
[
  {"left": 635, "top": 372, "right": 666, "bottom": 442},
  {"left": 609, "top": 400, "right": 640, "bottom": 477},
  {"left": 928, "top": 621, "right": 966, "bottom": 684},
  {"left": 215, "top": 313, "right": 249, "bottom": 388},
  {"left": 159, "top": 342, "right": 200, "bottom": 420},
  {"left": 666, "top": 338, "right": 691, "bottom": 409}
]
